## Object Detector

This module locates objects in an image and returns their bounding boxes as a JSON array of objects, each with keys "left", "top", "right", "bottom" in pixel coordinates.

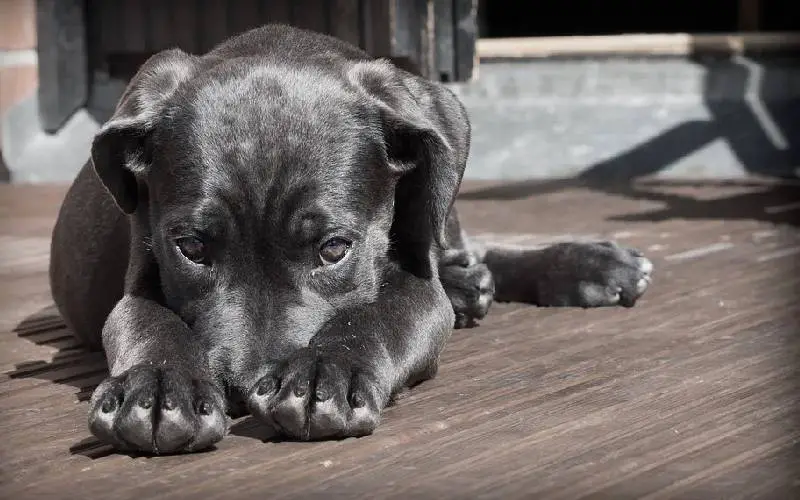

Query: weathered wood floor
[{"left": 1, "top": 179, "right": 798, "bottom": 499}]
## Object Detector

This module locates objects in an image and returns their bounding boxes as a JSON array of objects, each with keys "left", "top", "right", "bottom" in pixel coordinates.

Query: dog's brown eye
[
  {"left": 319, "top": 237, "right": 350, "bottom": 265},
  {"left": 176, "top": 237, "right": 207, "bottom": 264}
]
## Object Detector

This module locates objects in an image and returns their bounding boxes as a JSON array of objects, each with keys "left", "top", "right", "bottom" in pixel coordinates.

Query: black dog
[{"left": 49, "top": 24, "right": 653, "bottom": 454}]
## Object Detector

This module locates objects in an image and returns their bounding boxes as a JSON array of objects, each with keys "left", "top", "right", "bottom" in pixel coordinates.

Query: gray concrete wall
[
  {"left": 3, "top": 54, "right": 799, "bottom": 183},
  {"left": 451, "top": 55, "right": 800, "bottom": 181}
]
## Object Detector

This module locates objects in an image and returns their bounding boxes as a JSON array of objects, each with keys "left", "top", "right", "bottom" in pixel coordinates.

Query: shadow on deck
[{"left": 1, "top": 179, "right": 798, "bottom": 498}]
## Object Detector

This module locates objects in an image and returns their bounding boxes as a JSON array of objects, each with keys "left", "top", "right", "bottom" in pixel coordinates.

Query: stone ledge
[
  {"left": 3, "top": 54, "right": 799, "bottom": 183},
  {"left": 448, "top": 56, "right": 800, "bottom": 180}
]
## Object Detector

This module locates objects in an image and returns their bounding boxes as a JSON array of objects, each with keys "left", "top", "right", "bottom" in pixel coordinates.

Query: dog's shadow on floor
[
  {"left": 7, "top": 305, "right": 117, "bottom": 458},
  {"left": 8, "top": 305, "right": 293, "bottom": 459},
  {"left": 8, "top": 304, "right": 106, "bottom": 403}
]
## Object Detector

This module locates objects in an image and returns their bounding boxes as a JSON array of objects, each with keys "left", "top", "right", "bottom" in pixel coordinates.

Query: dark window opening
[{"left": 478, "top": 0, "right": 799, "bottom": 38}]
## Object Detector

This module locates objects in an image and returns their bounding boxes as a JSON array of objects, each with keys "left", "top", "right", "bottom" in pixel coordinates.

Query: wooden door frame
[{"left": 34, "top": 0, "right": 480, "bottom": 134}]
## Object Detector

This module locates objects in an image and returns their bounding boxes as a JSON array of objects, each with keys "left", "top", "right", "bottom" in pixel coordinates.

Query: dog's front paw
[
  {"left": 89, "top": 365, "right": 227, "bottom": 454},
  {"left": 247, "top": 348, "right": 384, "bottom": 440},
  {"left": 440, "top": 250, "right": 495, "bottom": 328},
  {"left": 540, "top": 241, "right": 653, "bottom": 308}
]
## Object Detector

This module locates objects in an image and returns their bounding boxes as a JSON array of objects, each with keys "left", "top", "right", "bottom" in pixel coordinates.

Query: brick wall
[{"left": 0, "top": 0, "right": 38, "bottom": 151}]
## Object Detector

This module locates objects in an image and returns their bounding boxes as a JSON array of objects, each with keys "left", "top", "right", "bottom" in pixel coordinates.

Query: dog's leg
[
  {"left": 246, "top": 267, "right": 452, "bottom": 440},
  {"left": 88, "top": 293, "right": 228, "bottom": 454},
  {"left": 49, "top": 163, "right": 130, "bottom": 350},
  {"left": 480, "top": 240, "right": 654, "bottom": 308},
  {"left": 438, "top": 207, "right": 495, "bottom": 328},
  {"left": 49, "top": 165, "right": 228, "bottom": 454}
]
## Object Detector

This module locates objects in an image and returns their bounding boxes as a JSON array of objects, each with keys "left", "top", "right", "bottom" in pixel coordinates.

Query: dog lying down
[{"left": 49, "top": 24, "right": 653, "bottom": 454}]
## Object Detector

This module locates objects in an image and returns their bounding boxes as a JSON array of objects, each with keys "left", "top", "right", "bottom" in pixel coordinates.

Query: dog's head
[{"left": 90, "top": 48, "right": 468, "bottom": 363}]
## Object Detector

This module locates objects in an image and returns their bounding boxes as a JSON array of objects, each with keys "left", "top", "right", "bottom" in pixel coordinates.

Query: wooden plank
[
  {"left": 453, "top": 0, "right": 477, "bottom": 81},
  {"left": 96, "top": 1, "right": 125, "bottom": 56},
  {"left": 0, "top": 180, "right": 798, "bottom": 498},
  {"left": 92, "top": 0, "right": 151, "bottom": 80},
  {"left": 84, "top": 0, "right": 105, "bottom": 76},
  {"left": 420, "top": 0, "right": 436, "bottom": 79},
  {"left": 392, "top": 0, "right": 425, "bottom": 77},
  {"left": 260, "top": 0, "right": 291, "bottom": 25},
  {"left": 227, "top": 0, "right": 261, "bottom": 38},
  {"left": 329, "top": 0, "right": 361, "bottom": 47},
  {"left": 146, "top": 0, "right": 174, "bottom": 52},
  {"left": 477, "top": 32, "right": 800, "bottom": 59},
  {"left": 290, "top": 0, "right": 329, "bottom": 34},
  {"left": 120, "top": 0, "right": 147, "bottom": 53},
  {"left": 35, "top": 0, "right": 88, "bottom": 133},
  {"left": 196, "top": 0, "right": 228, "bottom": 53},
  {"left": 172, "top": 0, "right": 200, "bottom": 53},
  {"left": 434, "top": 0, "right": 456, "bottom": 82},
  {"left": 361, "top": 0, "right": 392, "bottom": 57}
]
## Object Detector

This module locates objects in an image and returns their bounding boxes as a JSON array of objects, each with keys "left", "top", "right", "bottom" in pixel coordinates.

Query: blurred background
[{"left": 1, "top": 0, "right": 798, "bottom": 185}]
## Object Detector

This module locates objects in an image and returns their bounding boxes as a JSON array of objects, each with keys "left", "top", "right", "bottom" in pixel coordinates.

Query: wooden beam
[
  {"left": 329, "top": 0, "right": 361, "bottom": 47},
  {"left": 477, "top": 32, "right": 800, "bottom": 59},
  {"left": 36, "top": 0, "right": 88, "bottom": 134},
  {"left": 453, "top": 0, "right": 478, "bottom": 81},
  {"left": 360, "top": 0, "right": 391, "bottom": 58},
  {"left": 434, "top": 0, "right": 455, "bottom": 82}
]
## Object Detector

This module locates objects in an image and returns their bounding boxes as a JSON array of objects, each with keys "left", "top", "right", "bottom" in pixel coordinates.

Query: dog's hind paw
[
  {"left": 440, "top": 255, "right": 495, "bottom": 328},
  {"left": 88, "top": 365, "right": 228, "bottom": 454},
  {"left": 536, "top": 241, "right": 653, "bottom": 308}
]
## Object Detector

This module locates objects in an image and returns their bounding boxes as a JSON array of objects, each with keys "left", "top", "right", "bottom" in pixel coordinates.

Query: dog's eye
[
  {"left": 176, "top": 237, "right": 208, "bottom": 264},
  {"left": 319, "top": 237, "right": 351, "bottom": 265}
]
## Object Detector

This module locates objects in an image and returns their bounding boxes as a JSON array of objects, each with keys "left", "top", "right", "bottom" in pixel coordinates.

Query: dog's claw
[
  {"left": 88, "top": 365, "right": 228, "bottom": 454},
  {"left": 541, "top": 242, "right": 654, "bottom": 308},
  {"left": 248, "top": 348, "right": 383, "bottom": 440},
  {"left": 440, "top": 255, "right": 495, "bottom": 329}
]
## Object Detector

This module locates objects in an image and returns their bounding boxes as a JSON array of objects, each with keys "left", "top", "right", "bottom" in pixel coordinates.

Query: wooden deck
[{"left": 1, "top": 179, "right": 798, "bottom": 499}]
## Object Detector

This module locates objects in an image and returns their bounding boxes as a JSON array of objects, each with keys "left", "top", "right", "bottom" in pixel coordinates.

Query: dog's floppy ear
[
  {"left": 91, "top": 49, "right": 199, "bottom": 214},
  {"left": 348, "top": 60, "right": 470, "bottom": 275}
]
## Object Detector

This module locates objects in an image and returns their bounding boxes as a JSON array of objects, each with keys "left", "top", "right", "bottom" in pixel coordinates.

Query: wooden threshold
[{"left": 477, "top": 32, "right": 800, "bottom": 59}]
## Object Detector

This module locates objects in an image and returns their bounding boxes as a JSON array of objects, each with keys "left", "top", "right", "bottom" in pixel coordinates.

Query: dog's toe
[
  {"left": 623, "top": 253, "right": 654, "bottom": 305},
  {"left": 441, "top": 262, "right": 495, "bottom": 328},
  {"left": 612, "top": 247, "right": 654, "bottom": 307},
  {"left": 89, "top": 366, "right": 228, "bottom": 454},
  {"left": 636, "top": 255, "right": 654, "bottom": 275},
  {"left": 544, "top": 242, "right": 654, "bottom": 308},
  {"left": 248, "top": 348, "right": 382, "bottom": 440}
]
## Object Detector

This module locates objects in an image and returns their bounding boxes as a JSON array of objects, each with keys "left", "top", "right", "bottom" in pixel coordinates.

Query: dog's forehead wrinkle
[
  {"left": 190, "top": 61, "right": 357, "bottom": 129},
  {"left": 277, "top": 184, "right": 366, "bottom": 241},
  {"left": 164, "top": 65, "right": 389, "bottom": 222},
  {"left": 185, "top": 115, "right": 364, "bottom": 206}
]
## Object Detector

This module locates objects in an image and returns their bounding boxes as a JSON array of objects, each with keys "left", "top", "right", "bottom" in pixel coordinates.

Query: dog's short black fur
[{"left": 49, "top": 25, "right": 653, "bottom": 454}]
